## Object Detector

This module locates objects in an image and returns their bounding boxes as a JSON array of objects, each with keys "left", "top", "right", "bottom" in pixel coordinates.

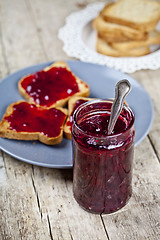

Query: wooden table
[{"left": 0, "top": 0, "right": 160, "bottom": 239}]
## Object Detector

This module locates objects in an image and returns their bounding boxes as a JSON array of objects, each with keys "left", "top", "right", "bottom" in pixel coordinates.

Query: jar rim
[{"left": 72, "top": 98, "right": 135, "bottom": 139}]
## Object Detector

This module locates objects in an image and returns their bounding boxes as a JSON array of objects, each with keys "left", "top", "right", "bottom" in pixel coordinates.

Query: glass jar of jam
[{"left": 72, "top": 99, "right": 135, "bottom": 214}]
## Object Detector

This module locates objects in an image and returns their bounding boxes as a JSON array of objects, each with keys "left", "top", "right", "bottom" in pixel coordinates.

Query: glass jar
[{"left": 72, "top": 99, "right": 135, "bottom": 214}]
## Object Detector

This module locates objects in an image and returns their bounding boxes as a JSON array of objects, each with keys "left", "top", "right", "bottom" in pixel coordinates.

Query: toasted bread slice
[
  {"left": 98, "top": 31, "right": 147, "bottom": 43},
  {"left": 101, "top": 0, "right": 160, "bottom": 31},
  {"left": 0, "top": 101, "right": 68, "bottom": 145},
  {"left": 111, "top": 30, "right": 160, "bottom": 51},
  {"left": 97, "top": 37, "right": 150, "bottom": 57},
  {"left": 64, "top": 96, "right": 94, "bottom": 139},
  {"left": 93, "top": 15, "right": 148, "bottom": 41},
  {"left": 18, "top": 61, "right": 90, "bottom": 108}
]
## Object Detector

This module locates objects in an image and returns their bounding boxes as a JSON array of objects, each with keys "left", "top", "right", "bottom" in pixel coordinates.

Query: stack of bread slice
[{"left": 93, "top": 0, "right": 160, "bottom": 57}]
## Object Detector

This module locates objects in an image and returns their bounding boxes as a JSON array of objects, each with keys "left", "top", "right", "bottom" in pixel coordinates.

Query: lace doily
[{"left": 58, "top": 2, "right": 160, "bottom": 73}]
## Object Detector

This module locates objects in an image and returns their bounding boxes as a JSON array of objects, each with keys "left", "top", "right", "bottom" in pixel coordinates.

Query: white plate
[{"left": 58, "top": 2, "right": 160, "bottom": 73}]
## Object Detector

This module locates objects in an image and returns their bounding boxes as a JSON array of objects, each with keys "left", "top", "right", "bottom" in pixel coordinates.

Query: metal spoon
[{"left": 108, "top": 79, "right": 131, "bottom": 135}]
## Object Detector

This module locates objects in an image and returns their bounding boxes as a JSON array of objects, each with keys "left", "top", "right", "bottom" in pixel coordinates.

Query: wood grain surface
[{"left": 0, "top": 0, "right": 160, "bottom": 239}]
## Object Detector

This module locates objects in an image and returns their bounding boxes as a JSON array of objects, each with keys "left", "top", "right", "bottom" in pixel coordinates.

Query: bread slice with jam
[
  {"left": 18, "top": 61, "right": 90, "bottom": 108},
  {"left": 64, "top": 96, "right": 94, "bottom": 140},
  {"left": 0, "top": 101, "right": 67, "bottom": 145}
]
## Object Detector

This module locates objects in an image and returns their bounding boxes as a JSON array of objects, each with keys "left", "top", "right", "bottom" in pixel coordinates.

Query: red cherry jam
[
  {"left": 67, "top": 99, "right": 88, "bottom": 130},
  {"left": 21, "top": 66, "right": 80, "bottom": 107},
  {"left": 78, "top": 113, "right": 127, "bottom": 136},
  {"left": 72, "top": 100, "right": 135, "bottom": 214},
  {"left": 5, "top": 102, "right": 66, "bottom": 138}
]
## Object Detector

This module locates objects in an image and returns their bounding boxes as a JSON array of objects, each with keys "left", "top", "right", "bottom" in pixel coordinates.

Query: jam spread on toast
[
  {"left": 5, "top": 102, "right": 66, "bottom": 138},
  {"left": 67, "top": 99, "right": 88, "bottom": 129},
  {"left": 21, "top": 67, "right": 80, "bottom": 107}
]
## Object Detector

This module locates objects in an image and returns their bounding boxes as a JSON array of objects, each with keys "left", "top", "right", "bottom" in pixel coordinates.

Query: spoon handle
[{"left": 108, "top": 80, "right": 131, "bottom": 135}]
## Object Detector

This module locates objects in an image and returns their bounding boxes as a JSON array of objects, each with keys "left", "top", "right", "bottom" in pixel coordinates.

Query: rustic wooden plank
[
  {"left": 20, "top": 0, "right": 109, "bottom": 238},
  {"left": 0, "top": 24, "right": 8, "bottom": 80},
  {"left": 101, "top": 67, "right": 160, "bottom": 239},
  {"left": 26, "top": 0, "right": 97, "bottom": 61},
  {"left": 102, "top": 137, "right": 160, "bottom": 240},
  {"left": 28, "top": 0, "right": 160, "bottom": 239},
  {"left": 0, "top": 0, "right": 46, "bottom": 72},
  {"left": 0, "top": 153, "right": 51, "bottom": 240},
  {"left": 31, "top": 166, "right": 107, "bottom": 240},
  {"left": 0, "top": 0, "right": 53, "bottom": 239},
  {"left": 0, "top": 0, "right": 108, "bottom": 239},
  {"left": 131, "top": 69, "right": 160, "bottom": 163},
  {"left": 0, "top": 0, "right": 160, "bottom": 239},
  {"left": 0, "top": 156, "right": 107, "bottom": 239}
]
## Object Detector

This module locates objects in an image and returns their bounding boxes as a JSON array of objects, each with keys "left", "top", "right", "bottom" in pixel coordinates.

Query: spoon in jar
[{"left": 108, "top": 79, "right": 131, "bottom": 135}]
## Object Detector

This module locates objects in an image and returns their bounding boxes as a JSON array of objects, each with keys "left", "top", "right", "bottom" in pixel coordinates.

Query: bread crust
[
  {"left": 0, "top": 101, "right": 68, "bottom": 145},
  {"left": 101, "top": 0, "right": 160, "bottom": 32},
  {"left": 63, "top": 96, "right": 94, "bottom": 140},
  {"left": 103, "top": 16, "right": 160, "bottom": 32},
  {"left": 96, "top": 36, "right": 150, "bottom": 57},
  {"left": 111, "top": 30, "right": 160, "bottom": 51},
  {"left": 93, "top": 16, "right": 148, "bottom": 41},
  {"left": 18, "top": 61, "right": 90, "bottom": 108}
]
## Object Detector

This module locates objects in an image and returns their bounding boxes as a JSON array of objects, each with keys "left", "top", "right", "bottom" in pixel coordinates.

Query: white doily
[{"left": 58, "top": 2, "right": 160, "bottom": 73}]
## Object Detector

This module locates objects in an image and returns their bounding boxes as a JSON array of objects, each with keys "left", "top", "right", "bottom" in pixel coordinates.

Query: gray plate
[{"left": 0, "top": 61, "right": 153, "bottom": 168}]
